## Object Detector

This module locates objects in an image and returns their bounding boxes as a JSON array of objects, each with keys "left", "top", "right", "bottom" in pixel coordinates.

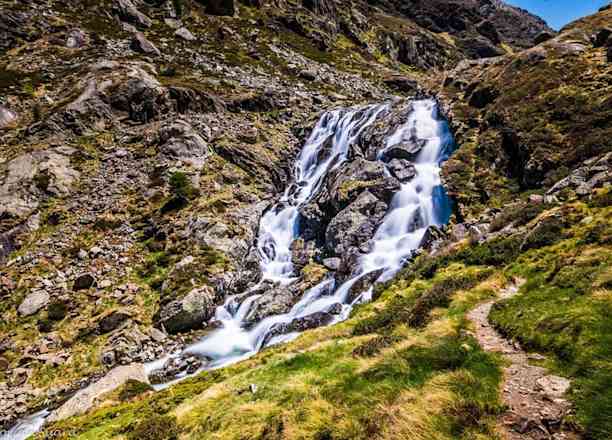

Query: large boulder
[
  {"left": 382, "top": 137, "right": 426, "bottom": 161},
  {"left": 325, "top": 158, "right": 401, "bottom": 210},
  {"left": 18, "top": 290, "right": 50, "bottom": 316},
  {"left": 0, "top": 149, "right": 80, "bottom": 221},
  {"left": 110, "top": 70, "right": 168, "bottom": 123},
  {"left": 387, "top": 158, "right": 416, "bottom": 182},
  {"left": 155, "top": 286, "right": 216, "bottom": 334},
  {"left": 325, "top": 190, "right": 388, "bottom": 256},
  {"left": 243, "top": 285, "right": 295, "bottom": 325},
  {"left": 158, "top": 120, "right": 212, "bottom": 167},
  {"left": 261, "top": 307, "right": 341, "bottom": 346},
  {"left": 149, "top": 354, "right": 204, "bottom": 384},
  {"left": 48, "top": 364, "right": 149, "bottom": 422}
]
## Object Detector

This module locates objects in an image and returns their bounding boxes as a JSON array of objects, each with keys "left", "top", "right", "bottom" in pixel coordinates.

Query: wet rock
[
  {"left": 383, "top": 138, "right": 426, "bottom": 161},
  {"left": 387, "top": 158, "right": 416, "bottom": 182},
  {"left": 197, "top": 0, "right": 235, "bottom": 16},
  {"left": 419, "top": 225, "right": 446, "bottom": 250},
  {"left": 48, "top": 364, "right": 149, "bottom": 422},
  {"left": 322, "top": 257, "right": 341, "bottom": 271},
  {"left": 18, "top": 290, "right": 50, "bottom": 316},
  {"left": 130, "top": 32, "right": 161, "bottom": 56},
  {"left": 156, "top": 286, "right": 216, "bottom": 334},
  {"left": 243, "top": 285, "right": 294, "bottom": 325},
  {"left": 0, "top": 104, "right": 17, "bottom": 128},
  {"left": 112, "top": 0, "right": 152, "bottom": 28},
  {"left": 298, "top": 201, "right": 328, "bottom": 242},
  {"left": 290, "top": 239, "right": 318, "bottom": 270},
  {"left": 325, "top": 191, "right": 388, "bottom": 256},
  {"left": 149, "top": 355, "right": 204, "bottom": 384},
  {"left": 262, "top": 307, "right": 341, "bottom": 346},
  {"left": 326, "top": 158, "right": 401, "bottom": 209},
  {"left": 175, "top": 27, "right": 196, "bottom": 41},
  {"left": 73, "top": 273, "right": 96, "bottom": 290}
]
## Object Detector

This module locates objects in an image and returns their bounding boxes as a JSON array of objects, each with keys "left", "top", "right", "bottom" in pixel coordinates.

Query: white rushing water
[
  {"left": 184, "top": 98, "right": 454, "bottom": 367},
  {"left": 0, "top": 410, "right": 48, "bottom": 440},
  {"left": 4, "top": 99, "right": 454, "bottom": 438}
]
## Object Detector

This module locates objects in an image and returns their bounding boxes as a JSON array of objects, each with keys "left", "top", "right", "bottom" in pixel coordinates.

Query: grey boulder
[
  {"left": 156, "top": 286, "right": 216, "bottom": 334},
  {"left": 18, "top": 290, "right": 50, "bottom": 316}
]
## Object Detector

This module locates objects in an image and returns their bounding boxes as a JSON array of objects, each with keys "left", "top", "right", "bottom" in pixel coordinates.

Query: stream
[{"left": 2, "top": 98, "right": 454, "bottom": 439}]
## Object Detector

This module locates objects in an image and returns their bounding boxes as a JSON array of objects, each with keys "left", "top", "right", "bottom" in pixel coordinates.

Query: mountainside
[{"left": 0, "top": 1, "right": 610, "bottom": 439}]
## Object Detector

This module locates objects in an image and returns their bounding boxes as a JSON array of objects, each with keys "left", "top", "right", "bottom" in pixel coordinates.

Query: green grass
[
  {"left": 39, "top": 256, "right": 504, "bottom": 440},
  {"left": 36, "top": 194, "right": 611, "bottom": 440},
  {"left": 489, "top": 202, "right": 612, "bottom": 439}
]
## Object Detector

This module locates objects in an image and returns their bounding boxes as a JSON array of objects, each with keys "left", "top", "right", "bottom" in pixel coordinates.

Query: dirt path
[{"left": 467, "top": 280, "right": 580, "bottom": 440}]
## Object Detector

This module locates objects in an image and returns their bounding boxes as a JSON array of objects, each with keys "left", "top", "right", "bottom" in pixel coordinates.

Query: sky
[{"left": 506, "top": 0, "right": 610, "bottom": 30}]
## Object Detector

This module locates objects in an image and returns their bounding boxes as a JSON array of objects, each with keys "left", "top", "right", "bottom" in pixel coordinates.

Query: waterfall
[
  {"left": 257, "top": 104, "right": 389, "bottom": 283},
  {"left": 3, "top": 99, "right": 454, "bottom": 438},
  {"left": 183, "top": 103, "right": 390, "bottom": 367},
  {"left": 181, "top": 98, "right": 454, "bottom": 370}
]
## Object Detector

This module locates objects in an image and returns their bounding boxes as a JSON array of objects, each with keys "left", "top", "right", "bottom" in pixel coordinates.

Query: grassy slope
[{"left": 37, "top": 187, "right": 612, "bottom": 440}]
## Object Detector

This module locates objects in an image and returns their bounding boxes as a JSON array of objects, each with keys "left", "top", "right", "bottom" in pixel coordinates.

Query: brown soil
[{"left": 467, "top": 280, "right": 580, "bottom": 440}]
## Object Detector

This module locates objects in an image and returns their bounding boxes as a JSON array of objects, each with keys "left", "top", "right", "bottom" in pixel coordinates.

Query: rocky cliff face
[{"left": 0, "top": 0, "right": 610, "bottom": 439}]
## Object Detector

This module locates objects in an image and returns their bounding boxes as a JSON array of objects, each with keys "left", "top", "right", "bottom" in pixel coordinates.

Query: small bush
[
  {"left": 47, "top": 301, "right": 68, "bottom": 321},
  {"left": 521, "top": 215, "right": 566, "bottom": 250},
  {"left": 33, "top": 171, "right": 51, "bottom": 192},
  {"left": 408, "top": 269, "right": 493, "bottom": 328},
  {"left": 126, "top": 414, "right": 180, "bottom": 440},
  {"left": 489, "top": 202, "right": 549, "bottom": 232},
  {"left": 169, "top": 171, "right": 198, "bottom": 199},
  {"left": 119, "top": 379, "right": 153, "bottom": 401}
]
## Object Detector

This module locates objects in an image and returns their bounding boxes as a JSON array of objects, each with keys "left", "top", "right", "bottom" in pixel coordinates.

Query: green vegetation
[
  {"left": 489, "top": 200, "right": 612, "bottom": 439},
  {"left": 118, "top": 380, "right": 154, "bottom": 402},
  {"left": 39, "top": 253, "right": 504, "bottom": 440}
]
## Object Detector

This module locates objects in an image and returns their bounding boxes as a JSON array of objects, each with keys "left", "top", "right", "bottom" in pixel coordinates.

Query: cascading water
[
  {"left": 3, "top": 99, "right": 454, "bottom": 438},
  {"left": 183, "top": 103, "right": 389, "bottom": 366},
  {"left": 257, "top": 104, "right": 389, "bottom": 283},
  {"left": 183, "top": 98, "right": 454, "bottom": 368}
]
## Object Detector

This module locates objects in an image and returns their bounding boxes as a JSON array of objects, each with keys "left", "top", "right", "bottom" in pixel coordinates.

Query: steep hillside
[{"left": 0, "top": 1, "right": 610, "bottom": 439}]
